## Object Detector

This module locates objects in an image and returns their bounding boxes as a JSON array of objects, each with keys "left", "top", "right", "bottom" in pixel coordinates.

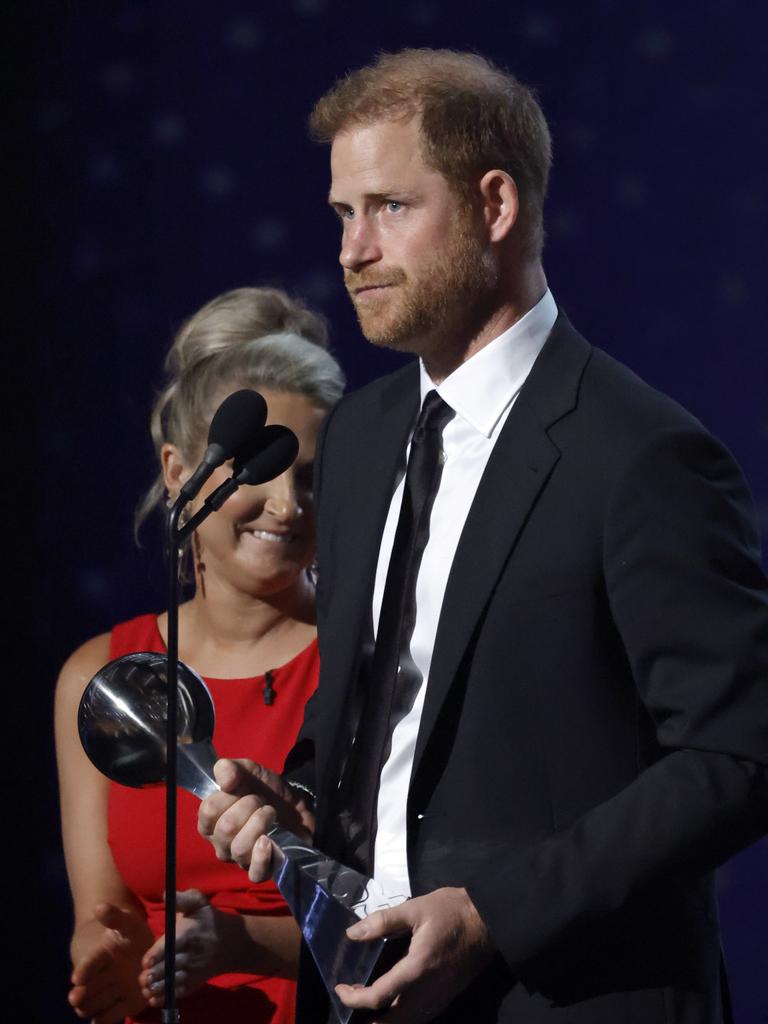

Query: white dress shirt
[{"left": 370, "top": 289, "right": 558, "bottom": 899}]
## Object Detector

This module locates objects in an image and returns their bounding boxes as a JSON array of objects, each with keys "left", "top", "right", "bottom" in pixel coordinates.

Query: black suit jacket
[{"left": 287, "top": 315, "right": 768, "bottom": 1023}]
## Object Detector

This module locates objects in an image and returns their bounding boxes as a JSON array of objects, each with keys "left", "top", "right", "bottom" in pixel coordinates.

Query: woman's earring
[
  {"left": 306, "top": 559, "right": 319, "bottom": 587},
  {"left": 193, "top": 531, "right": 206, "bottom": 598}
]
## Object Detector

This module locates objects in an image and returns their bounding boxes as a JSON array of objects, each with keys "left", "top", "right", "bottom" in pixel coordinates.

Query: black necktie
[{"left": 340, "top": 390, "right": 455, "bottom": 872}]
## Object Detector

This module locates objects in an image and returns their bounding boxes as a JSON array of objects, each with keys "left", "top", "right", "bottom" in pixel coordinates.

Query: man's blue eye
[{"left": 387, "top": 200, "right": 402, "bottom": 212}]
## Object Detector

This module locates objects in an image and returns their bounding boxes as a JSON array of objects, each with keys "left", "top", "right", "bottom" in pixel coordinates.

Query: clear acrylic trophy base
[{"left": 78, "top": 652, "right": 405, "bottom": 1024}]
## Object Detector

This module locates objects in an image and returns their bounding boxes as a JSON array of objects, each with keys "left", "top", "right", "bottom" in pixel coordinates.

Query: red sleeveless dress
[{"left": 107, "top": 613, "right": 319, "bottom": 1024}]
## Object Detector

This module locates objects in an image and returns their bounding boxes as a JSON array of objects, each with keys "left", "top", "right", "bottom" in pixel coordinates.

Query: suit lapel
[
  {"left": 412, "top": 316, "right": 592, "bottom": 777},
  {"left": 334, "top": 362, "right": 420, "bottom": 618},
  {"left": 317, "top": 364, "right": 420, "bottom": 789}
]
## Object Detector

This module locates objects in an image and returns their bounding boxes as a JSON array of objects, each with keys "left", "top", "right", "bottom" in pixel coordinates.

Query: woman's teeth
[{"left": 249, "top": 529, "right": 292, "bottom": 543}]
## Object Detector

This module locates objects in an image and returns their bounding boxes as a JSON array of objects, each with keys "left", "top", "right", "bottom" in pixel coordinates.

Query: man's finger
[
  {"left": 335, "top": 950, "right": 421, "bottom": 1015},
  {"left": 228, "top": 805, "right": 277, "bottom": 869},
  {"left": 213, "top": 757, "right": 260, "bottom": 794},
  {"left": 206, "top": 793, "right": 269, "bottom": 860},
  {"left": 248, "top": 833, "right": 277, "bottom": 881},
  {"left": 197, "top": 789, "right": 242, "bottom": 841},
  {"left": 336, "top": 947, "right": 424, "bottom": 1012},
  {"left": 346, "top": 903, "right": 413, "bottom": 942}
]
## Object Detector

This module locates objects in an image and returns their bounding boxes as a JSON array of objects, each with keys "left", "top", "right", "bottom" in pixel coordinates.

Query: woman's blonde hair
[{"left": 135, "top": 286, "right": 345, "bottom": 533}]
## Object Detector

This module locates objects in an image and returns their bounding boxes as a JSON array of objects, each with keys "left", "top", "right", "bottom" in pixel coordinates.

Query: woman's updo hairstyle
[{"left": 136, "top": 286, "right": 345, "bottom": 532}]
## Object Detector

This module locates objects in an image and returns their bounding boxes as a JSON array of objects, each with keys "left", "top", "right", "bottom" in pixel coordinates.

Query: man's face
[{"left": 329, "top": 117, "right": 496, "bottom": 357}]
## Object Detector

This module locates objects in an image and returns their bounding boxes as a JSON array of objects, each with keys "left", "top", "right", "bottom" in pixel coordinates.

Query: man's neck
[{"left": 423, "top": 262, "right": 548, "bottom": 384}]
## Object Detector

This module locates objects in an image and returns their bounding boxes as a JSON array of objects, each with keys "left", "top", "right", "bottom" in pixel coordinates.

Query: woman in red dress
[{"left": 55, "top": 287, "right": 345, "bottom": 1024}]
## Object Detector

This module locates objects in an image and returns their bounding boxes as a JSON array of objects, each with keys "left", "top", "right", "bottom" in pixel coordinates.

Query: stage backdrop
[{"left": 13, "top": 2, "right": 767, "bottom": 1021}]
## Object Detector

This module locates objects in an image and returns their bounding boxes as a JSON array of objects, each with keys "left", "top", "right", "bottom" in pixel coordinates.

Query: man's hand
[
  {"left": 336, "top": 887, "right": 494, "bottom": 1023},
  {"left": 198, "top": 759, "right": 315, "bottom": 881},
  {"left": 69, "top": 903, "right": 153, "bottom": 1024}
]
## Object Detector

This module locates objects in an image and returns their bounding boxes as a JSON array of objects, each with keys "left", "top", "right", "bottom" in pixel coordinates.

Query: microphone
[
  {"left": 177, "top": 425, "right": 299, "bottom": 539},
  {"left": 179, "top": 389, "right": 268, "bottom": 502},
  {"left": 207, "top": 425, "right": 300, "bottom": 511}
]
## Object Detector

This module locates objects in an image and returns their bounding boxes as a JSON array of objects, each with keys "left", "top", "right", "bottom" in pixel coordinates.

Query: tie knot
[{"left": 412, "top": 391, "right": 453, "bottom": 444}]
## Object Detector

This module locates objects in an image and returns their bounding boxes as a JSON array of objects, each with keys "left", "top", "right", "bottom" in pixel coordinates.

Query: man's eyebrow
[{"left": 327, "top": 189, "right": 420, "bottom": 208}]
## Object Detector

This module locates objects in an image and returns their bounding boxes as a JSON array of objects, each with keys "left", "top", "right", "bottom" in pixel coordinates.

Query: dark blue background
[{"left": 12, "top": 2, "right": 767, "bottom": 1020}]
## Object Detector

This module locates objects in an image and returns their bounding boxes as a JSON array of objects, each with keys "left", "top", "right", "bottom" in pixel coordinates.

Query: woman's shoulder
[
  {"left": 56, "top": 632, "right": 112, "bottom": 704},
  {"left": 56, "top": 613, "right": 161, "bottom": 702},
  {"left": 110, "top": 612, "right": 164, "bottom": 657}
]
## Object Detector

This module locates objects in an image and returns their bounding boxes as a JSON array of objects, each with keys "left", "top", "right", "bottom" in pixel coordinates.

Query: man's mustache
[{"left": 344, "top": 268, "right": 407, "bottom": 293}]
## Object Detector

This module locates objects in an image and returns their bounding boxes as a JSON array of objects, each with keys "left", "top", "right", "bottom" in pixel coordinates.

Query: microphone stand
[
  {"left": 163, "top": 494, "right": 186, "bottom": 1023},
  {"left": 163, "top": 486, "right": 235, "bottom": 1021}
]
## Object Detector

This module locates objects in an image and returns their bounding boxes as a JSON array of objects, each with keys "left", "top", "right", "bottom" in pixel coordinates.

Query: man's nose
[{"left": 339, "top": 218, "right": 381, "bottom": 271}]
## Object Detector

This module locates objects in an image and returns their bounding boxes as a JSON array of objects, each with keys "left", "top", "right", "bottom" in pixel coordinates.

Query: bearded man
[{"left": 200, "top": 49, "right": 768, "bottom": 1023}]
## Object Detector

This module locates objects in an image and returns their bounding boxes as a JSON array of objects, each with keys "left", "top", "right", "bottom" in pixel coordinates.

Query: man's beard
[{"left": 344, "top": 217, "right": 498, "bottom": 359}]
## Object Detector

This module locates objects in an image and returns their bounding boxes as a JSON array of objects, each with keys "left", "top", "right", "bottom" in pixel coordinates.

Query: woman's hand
[
  {"left": 139, "top": 889, "right": 229, "bottom": 1006},
  {"left": 69, "top": 902, "right": 153, "bottom": 1024}
]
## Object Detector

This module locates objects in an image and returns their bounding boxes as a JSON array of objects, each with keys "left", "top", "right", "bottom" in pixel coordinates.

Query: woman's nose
[{"left": 263, "top": 472, "right": 301, "bottom": 521}]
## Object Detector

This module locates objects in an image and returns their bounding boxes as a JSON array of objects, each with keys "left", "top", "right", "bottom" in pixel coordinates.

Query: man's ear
[
  {"left": 479, "top": 169, "right": 519, "bottom": 244},
  {"left": 161, "top": 443, "right": 189, "bottom": 498}
]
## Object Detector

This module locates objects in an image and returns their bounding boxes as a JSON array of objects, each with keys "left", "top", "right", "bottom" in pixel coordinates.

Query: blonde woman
[{"left": 55, "top": 287, "right": 345, "bottom": 1024}]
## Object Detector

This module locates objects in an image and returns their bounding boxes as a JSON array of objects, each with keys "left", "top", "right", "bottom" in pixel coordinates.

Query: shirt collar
[{"left": 419, "top": 289, "right": 558, "bottom": 438}]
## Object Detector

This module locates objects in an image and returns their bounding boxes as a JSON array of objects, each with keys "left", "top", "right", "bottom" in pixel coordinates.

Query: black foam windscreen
[
  {"left": 207, "top": 389, "right": 268, "bottom": 461},
  {"left": 236, "top": 424, "right": 299, "bottom": 485}
]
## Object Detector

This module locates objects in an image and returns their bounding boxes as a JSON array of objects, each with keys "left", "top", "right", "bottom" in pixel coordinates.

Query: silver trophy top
[{"left": 78, "top": 651, "right": 218, "bottom": 794}]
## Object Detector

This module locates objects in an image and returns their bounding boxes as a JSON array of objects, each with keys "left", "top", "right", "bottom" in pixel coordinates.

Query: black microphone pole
[{"left": 163, "top": 494, "right": 186, "bottom": 1024}]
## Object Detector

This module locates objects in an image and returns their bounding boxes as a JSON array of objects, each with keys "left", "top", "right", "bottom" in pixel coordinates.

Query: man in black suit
[{"left": 199, "top": 49, "right": 768, "bottom": 1022}]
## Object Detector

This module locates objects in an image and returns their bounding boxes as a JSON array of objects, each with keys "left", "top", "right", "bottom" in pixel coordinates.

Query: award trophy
[{"left": 78, "top": 651, "right": 404, "bottom": 1024}]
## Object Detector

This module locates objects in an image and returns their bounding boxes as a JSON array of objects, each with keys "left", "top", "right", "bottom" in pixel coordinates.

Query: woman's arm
[{"left": 55, "top": 634, "right": 154, "bottom": 1022}]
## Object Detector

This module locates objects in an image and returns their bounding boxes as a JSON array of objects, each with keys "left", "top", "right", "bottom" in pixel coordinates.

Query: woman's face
[{"left": 178, "top": 389, "right": 327, "bottom": 600}]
